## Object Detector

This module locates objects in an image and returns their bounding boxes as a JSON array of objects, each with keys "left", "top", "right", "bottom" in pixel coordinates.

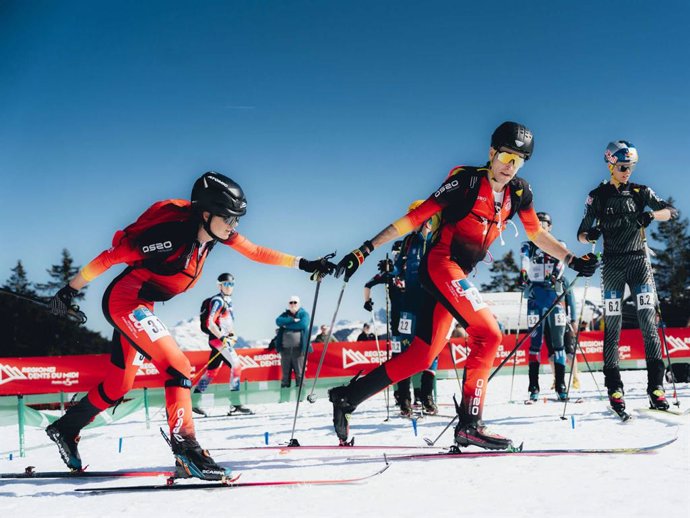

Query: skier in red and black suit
[
  {"left": 330, "top": 122, "right": 599, "bottom": 449},
  {"left": 46, "top": 171, "right": 335, "bottom": 479}
]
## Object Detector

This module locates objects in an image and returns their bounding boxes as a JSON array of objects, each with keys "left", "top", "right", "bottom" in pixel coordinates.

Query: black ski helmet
[
  {"left": 217, "top": 272, "right": 235, "bottom": 284},
  {"left": 491, "top": 121, "right": 534, "bottom": 160},
  {"left": 191, "top": 172, "right": 247, "bottom": 218},
  {"left": 536, "top": 212, "right": 552, "bottom": 225}
]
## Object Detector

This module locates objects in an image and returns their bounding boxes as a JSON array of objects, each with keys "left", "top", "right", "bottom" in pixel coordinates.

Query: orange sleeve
[
  {"left": 80, "top": 240, "right": 145, "bottom": 282},
  {"left": 223, "top": 232, "right": 297, "bottom": 267},
  {"left": 518, "top": 205, "right": 544, "bottom": 241},
  {"left": 392, "top": 197, "right": 444, "bottom": 236}
]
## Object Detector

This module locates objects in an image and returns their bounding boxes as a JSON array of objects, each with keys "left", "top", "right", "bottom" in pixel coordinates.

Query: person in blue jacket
[
  {"left": 364, "top": 201, "right": 440, "bottom": 415},
  {"left": 520, "top": 212, "right": 571, "bottom": 401},
  {"left": 275, "top": 295, "right": 311, "bottom": 388}
]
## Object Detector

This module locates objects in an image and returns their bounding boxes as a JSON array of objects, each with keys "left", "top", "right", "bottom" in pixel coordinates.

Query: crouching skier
[
  {"left": 46, "top": 171, "right": 335, "bottom": 478},
  {"left": 330, "top": 121, "right": 599, "bottom": 449}
]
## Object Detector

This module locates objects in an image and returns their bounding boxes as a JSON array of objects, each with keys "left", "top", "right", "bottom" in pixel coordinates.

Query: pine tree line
[
  {"left": 2, "top": 249, "right": 87, "bottom": 301},
  {"left": 1, "top": 249, "right": 109, "bottom": 357}
]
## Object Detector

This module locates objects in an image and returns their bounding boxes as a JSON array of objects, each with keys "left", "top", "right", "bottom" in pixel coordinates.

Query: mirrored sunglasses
[
  {"left": 221, "top": 282, "right": 235, "bottom": 288},
  {"left": 496, "top": 151, "right": 525, "bottom": 168},
  {"left": 615, "top": 163, "right": 636, "bottom": 173},
  {"left": 217, "top": 215, "right": 239, "bottom": 226}
]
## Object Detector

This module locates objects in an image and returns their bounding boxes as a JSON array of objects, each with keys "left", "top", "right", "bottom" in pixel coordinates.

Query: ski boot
[
  {"left": 608, "top": 388, "right": 626, "bottom": 415},
  {"left": 454, "top": 419, "right": 513, "bottom": 450},
  {"left": 553, "top": 362, "right": 567, "bottom": 401},
  {"left": 192, "top": 406, "right": 207, "bottom": 417},
  {"left": 528, "top": 361, "right": 540, "bottom": 402},
  {"left": 46, "top": 423, "right": 82, "bottom": 471},
  {"left": 555, "top": 383, "right": 568, "bottom": 402},
  {"left": 647, "top": 386, "right": 670, "bottom": 411},
  {"left": 228, "top": 404, "right": 253, "bottom": 415},
  {"left": 328, "top": 385, "right": 357, "bottom": 444},
  {"left": 528, "top": 385, "right": 540, "bottom": 402},
  {"left": 399, "top": 398, "right": 413, "bottom": 418},
  {"left": 172, "top": 435, "right": 231, "bottom": 480},
  {"left": 421, "top": 395, "right": 438, "bottom": 415}
]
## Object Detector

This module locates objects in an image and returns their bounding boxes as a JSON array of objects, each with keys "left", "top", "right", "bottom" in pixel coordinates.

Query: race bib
[
  {"left": 450, "top": 279, "right": 487, "bottom": 311},
  {"left": 131, "top": 307, "right": 170, "bottom": 342},
  {"left": 527, "top": 313, "right": 539, "bottom": 327},
  {"left": 554, "top": 312, "right": 566, "bottom": 326},
  {"left": 391, "top": 340, "right": 402, "bottom": 354},
  {"left": 604, "top": 290, "right": 622, "bottom": 316},
  {"left": 397, "top": 311, "right": 415, "bottom": 335},
  {"left": 636, "top": 285, "right": 655, "bottom": 310}
]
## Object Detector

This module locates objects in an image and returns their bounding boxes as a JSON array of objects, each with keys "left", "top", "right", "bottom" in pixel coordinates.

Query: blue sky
[{"left": 1, "top": 1, "right": 688, "bottom": 342}]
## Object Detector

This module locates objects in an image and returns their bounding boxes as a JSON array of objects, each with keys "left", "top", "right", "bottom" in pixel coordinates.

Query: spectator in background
[
  {"left": 356, "top": 323, "right": 376, "bottom": 342},
  {"left": 276, "top": 295, "right": 311, "bottom": 388},
  {"left": 314, "top": 324, "right": 331, "bottom": 343},
  {"left": 451, "top": 322, "right": 468, "bottom": 339}
]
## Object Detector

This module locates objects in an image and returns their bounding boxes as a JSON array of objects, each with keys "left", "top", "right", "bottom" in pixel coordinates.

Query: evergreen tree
[
  {"left": 481, "top": 250, "right": 521, "bottom": 292},
  {"left": 2, "top": 260, "right": 37, "bottom": 297},
  {"left": 649, "top": 199, "right": 690, "bottom": 323},
  {"left": 36, "top": 248, "right": 87, "bottom": 300}
]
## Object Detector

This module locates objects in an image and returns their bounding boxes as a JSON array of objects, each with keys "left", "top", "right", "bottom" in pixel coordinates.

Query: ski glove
[
  {"left": 299, "top": 253, "right": 337, "bottom": 281},
  {"left": 50, "top": 285, "right": 79, "bottom": 318},
  {"left": 636, "top": 211, "right": 655, "bottom": 228},
  {"left": 335, "top": 240, "right": 374, "bottom": 281},
  {"left": 584, "top": 227, "right": 601, "bottom": 243},
  {"left": 568, "top": 253, "right": 599, "bottom": 277},
  {"left": 364, "top": 298, "right": 374, "bottom": 312}
]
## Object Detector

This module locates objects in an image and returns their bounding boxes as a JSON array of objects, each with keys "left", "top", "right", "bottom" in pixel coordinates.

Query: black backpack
[{"left": 199, "top": 297, "right": 213, "bottom": 335}]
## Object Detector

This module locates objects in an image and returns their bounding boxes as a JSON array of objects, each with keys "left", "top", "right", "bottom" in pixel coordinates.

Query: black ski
[{"left": 74, "top": 464, "right": 389, "bottom": 493}]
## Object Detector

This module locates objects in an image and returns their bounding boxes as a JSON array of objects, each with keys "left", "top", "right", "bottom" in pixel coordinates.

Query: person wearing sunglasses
[
  {"left": 329, "top": 121, "right": 599, "bottom": 449},
  {"left": 192, "top": 273, "right": 252, "bottom": 417},
  {"left": 45, "top": 171, "right": 336, "bottom": 480},
  {"left": 577, "top": 140, "right": 678, "bottom": 418},
  {"left": 275, "top": 295, "right": 311, "bottom": 388}
]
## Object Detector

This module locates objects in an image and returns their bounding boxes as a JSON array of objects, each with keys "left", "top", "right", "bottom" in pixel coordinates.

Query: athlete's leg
[
  {"left": 626, "top": 255, "right": 667, "bottom": 408},
  {"left": 601, "top": 257, "right": 627, "bottom": 395},
  {"left": 527, "top": 289, "right": 545, "bottom": 397}
]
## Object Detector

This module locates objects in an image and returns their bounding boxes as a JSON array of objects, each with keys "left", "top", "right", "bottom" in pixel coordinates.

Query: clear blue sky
[{"left": 1, "top": 1, "right": 688, "bottom": 342}]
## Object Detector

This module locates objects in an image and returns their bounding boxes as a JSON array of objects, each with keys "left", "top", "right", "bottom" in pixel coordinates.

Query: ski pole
[
  {"left": 0, "top": 287, "right": 88, "bottom": 324},
  {"left": 641, "top": 229, "right": 680, "bottom": 407},
  {"left": 287, "top": 277, "right": 323, "bottom": 446},
  {"left": 488, "top": 276, "right": 580, "bottom": 382},
  {"left": 306, "top": 280, "right": 349, "bottom": 403},
  {"left": 383, "top": 274, "right": 391, "bottom": 421},
  {"left": 561, "top": 243, "right": 604, "bottom": 418},
  {"left": 370, "top": 310, "right": 391, "bottom": 416},
  {"left": 508, "top": 290, "right": 525, "bottom": 403}
]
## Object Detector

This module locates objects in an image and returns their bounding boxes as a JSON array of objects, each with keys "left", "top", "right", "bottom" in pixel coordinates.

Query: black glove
[
  {"left": 377, "top": 259, "right": 393, "bottom": 274},
  {"left": 585, "top": 227, "right": 601, "bottom": 243},
  {"left": 50, "top": 285, "right": 79, "bottom": 317},
  {"left": 299, "top": 252, "right": 337, "bottom": 280},
  {"left": 636, "top": 211, "right": 655, "bottom": 228},
  {"left": 364, "top": 298, "right": 374, "bottom": 312},
  {"left": 335, "top": 240, "right": 374, "bottom": 281},
  {"left": 568, "top": 252, "right": 599, "bottom": 277}
]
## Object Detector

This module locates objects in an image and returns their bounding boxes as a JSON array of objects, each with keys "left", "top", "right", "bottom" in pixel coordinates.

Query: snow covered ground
[{"left": 1, "top": 370, "right": 688, "bottom": 518}]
